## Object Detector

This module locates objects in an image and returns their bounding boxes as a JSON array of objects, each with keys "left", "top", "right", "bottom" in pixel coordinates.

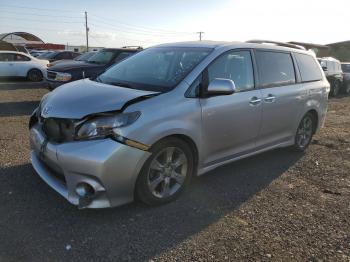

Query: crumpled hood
[
  {"left": 40, "top": 79, "right": 158, "bottom": 119},
  {"left": 48, "top": 61, "right": 103, "bottom": 71}
]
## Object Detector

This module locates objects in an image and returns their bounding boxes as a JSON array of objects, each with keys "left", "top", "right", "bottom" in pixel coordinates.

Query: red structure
[{"left": 25, "top": 43, "right": 65, "bottom": 50}]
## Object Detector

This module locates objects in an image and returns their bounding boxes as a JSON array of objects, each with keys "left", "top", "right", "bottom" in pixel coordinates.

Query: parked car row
[
  {"left": 341, "top": 62, "right": 350, "bottom": 94},
  {"left": 46, "top": 47, "right": 140, "bottom": 89},
  {"left": 0, "top": 51, "right": 49, "bottom": 81},
  {"left": 29, "top": 40, "right": 329, "bottom": 209},
  {"left": 317, "top": 57, "right": 350, "bottom": 96},
  {"left": 0, "top": 48, "right": 140, "bottom": 82}
]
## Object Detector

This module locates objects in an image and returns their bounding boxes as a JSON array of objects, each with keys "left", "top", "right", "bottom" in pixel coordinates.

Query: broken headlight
[{"left": 76, "top": 111, "right": 140, "bottom": 140}]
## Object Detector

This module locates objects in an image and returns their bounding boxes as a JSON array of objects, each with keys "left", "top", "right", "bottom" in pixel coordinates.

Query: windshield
[
  {"left": 87, "top": 50, "right": 115, "bottom": 64},
  {"left": 98, "top": 47, "right": 212, "bottom": 92},
  {"left": 75, "top": 52, "right": 95, "bottom": 61},
  {"left": 37, "top": 51, "right": 57, "bottom": 59},
  {"left": 341, "top": 64, "right": 350, "bottom": 73}
]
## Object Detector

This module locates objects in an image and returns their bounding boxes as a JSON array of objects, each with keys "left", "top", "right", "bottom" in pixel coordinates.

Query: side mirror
[
  {"left": 206, "top": 78, "right": 236, "bottom": 97},
  {"left": 322, "top": 66, "right": 328, "bottom": 71}
]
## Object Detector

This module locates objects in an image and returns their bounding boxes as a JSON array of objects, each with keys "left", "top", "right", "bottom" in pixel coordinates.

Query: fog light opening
[{"left": 75, "top": 182, "right": 95, "bottom": 198}]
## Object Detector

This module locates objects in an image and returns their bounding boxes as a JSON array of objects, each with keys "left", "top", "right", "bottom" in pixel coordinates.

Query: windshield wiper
[
  {"left": 88, "top": 60, "right": 103, "bottom": 64},
  {"left": 109, "top": 82, "right": 133, "bottom": 88}
]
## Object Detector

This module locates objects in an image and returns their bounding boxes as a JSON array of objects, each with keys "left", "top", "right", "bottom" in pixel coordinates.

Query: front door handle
[
  {"left": 264, "top": 94, "right": 276, "bottom": 103},
  {"left": 249, "top": 97, "right": 262, "bottom": 106}
]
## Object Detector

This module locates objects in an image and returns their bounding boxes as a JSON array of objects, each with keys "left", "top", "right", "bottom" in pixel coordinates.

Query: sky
[{"left": 0, "top": 0, "right": 348, "bottom": 48}]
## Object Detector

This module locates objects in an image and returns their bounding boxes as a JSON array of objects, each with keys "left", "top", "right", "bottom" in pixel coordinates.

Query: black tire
[
  {"left": 343, "top": 82, "right": 350, "bottom": 95},
  {"left": 27, "top": 69, "right": 43, "bottom": 82},
  {"left": 293, "top": 112, "right": 315, "bottom": 152},
  {"left": 331, "top": 80, "right": 341, "bottom": 97},
  {"left": 135, "top": 137, "right": 194, "bottom": 206}
]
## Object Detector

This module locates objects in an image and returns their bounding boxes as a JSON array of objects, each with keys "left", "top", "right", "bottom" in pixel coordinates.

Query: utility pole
[
  {"left": 197, "top": 31, "right": 204, "bottom": 41},
  {"left": 85, "top": 11, "right": 89, "bottom": 51}
]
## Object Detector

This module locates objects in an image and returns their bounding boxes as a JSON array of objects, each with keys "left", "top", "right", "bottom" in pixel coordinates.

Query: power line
[
  {"left": 89, "top": 24, "right": 160, "bottom": 44},
  {"left": 89, "top": 21, "right": 175, "bottom": 37},
  {"left": 89, "top": 14, "right": 194, "bottom": 35},
  {"left": 0, "top": 16, "right": 83, "bottom": 24},
  {"left": 1, "top": 10, "right": 83, "bottom": 19},
  {"left": 0, "top": 23, "right": 82, "bottom": 33},
  {"left": 89, "top": 18, "right": 193, "bottom": 37},
  {"left": 1, "top": 4, "right": 80, "bottom": 13}
]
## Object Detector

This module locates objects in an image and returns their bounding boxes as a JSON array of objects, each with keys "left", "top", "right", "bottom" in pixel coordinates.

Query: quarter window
[
  {"left": 15, "top": 54, "right": 30, "bottom": 61},
  {"left": 255, "top": 51, "right": 295, "bottom": 88},
  {"left": 207, "top": 50, "right": 254, "bottom": 92},
  {"left": 295, "top": 53, "right": 322, "bottom": 82}
]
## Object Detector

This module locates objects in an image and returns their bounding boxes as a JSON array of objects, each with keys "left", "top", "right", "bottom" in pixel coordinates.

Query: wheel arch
[
  {"left": 149, "top": 134, "right": 199, "bottom": 173},
  {"left": 305, "top": 109, "right": 319, "bottom": 134}
]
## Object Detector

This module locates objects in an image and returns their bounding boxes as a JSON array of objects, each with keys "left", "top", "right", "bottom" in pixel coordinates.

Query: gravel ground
[{"left": 0, "top": 82, "right": 349, "bottom": 262}]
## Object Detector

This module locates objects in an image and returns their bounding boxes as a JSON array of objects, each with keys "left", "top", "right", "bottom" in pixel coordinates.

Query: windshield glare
[
  {"left": 37, "top": 51, "right": 57, "bottom": 58},
  {"left": 88, "top": 50, "right": 115, "bottom": 64},
  {"left": 98, "top": 47, "right": 212, "bottom": 92},
  {"left": 75, "top": 52, "right": 95, "bottom": 61}
]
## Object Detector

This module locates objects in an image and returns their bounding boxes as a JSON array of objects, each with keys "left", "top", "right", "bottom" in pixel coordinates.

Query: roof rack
[
  {"left": 246, "top": 40, "right": 306, "bottom": 50},
  {"left": 122, "top": 46, "right": 143, "bottom": 49}
]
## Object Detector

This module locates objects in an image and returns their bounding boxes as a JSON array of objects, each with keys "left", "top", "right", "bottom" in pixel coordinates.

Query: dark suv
[
  {"left": 318, "top": 57, "right": 343, "bottom": 96},
  {"left": 37, "top": 51, "right": 81, "bottom": 63},
  {"left": 46, "top": 48, "right": 141, "bottom": 89},
  {"left": 341, "top": 63, "right": 350, "bottom": 94}
]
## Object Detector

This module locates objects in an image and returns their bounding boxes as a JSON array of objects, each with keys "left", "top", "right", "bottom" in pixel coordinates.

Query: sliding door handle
[
  {"left": 264, "top": 94, "right": 276, "bottom": 103},
  {"left": 249, "top": 97, "right": 262, "bottom": 106}
]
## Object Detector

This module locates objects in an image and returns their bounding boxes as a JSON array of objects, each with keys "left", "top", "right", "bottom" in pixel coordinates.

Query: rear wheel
[
  {"left": 344, "top": 82, "right": 350, "bottom": 94},
  {"left": 27, "top": 69, "right": 43, "bottom": 82},
  {"left": 136, "top": 138, "right": 194, "bottom": 206},
  {"left": 293, "top": 113, "right": 315, "bottom": 151}
]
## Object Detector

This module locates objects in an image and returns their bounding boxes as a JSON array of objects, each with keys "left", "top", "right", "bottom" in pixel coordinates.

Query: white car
[{"left": 0, "top": 51, "right": 49, "bottom": 81}]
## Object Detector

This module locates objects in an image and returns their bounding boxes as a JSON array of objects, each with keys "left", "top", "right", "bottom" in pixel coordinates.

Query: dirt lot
[{"left": 0, "top": 82, "right": 349, "bottom": 262}]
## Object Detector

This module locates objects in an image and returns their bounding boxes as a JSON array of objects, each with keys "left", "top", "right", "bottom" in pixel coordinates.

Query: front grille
[
  {"left": 47, "top": 71, "right": 57, "bottom": 80},
  {"left": 42, "top": 118, "right": 76, "bottom": 143}
]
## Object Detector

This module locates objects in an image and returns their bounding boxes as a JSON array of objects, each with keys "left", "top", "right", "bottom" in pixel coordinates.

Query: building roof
[
  {"left": 0, "top": 32, "right": 44, "bottom": 45},
  {"left": 288, "top": 41, "right": 329, "bottom": 49},
  {"left": 327, "top": 40, "right": 350, "bottom": 46}
]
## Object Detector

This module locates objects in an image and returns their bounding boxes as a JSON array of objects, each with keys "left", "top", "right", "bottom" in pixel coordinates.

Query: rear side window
[
  {"left": 295, "top": 53, "right": 322, "bottom": 82},
  {"left": 0, "top": 53, "right": 15, "bottom": 61},
  {"left": 255, "top": 51, "right": 295, "bottom": 88}
]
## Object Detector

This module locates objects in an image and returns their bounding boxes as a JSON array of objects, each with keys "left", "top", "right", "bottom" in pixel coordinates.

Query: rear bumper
[{"left": 29, "top": 124, "right": 151, "bottom": 208}]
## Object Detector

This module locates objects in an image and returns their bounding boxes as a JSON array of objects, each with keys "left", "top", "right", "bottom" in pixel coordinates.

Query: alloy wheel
[
  {"left": 296, "top": 115, "right": 313, "bottom": 149},
  {"left": 147, "top": 147, "right": 188, "bottom": 199}
]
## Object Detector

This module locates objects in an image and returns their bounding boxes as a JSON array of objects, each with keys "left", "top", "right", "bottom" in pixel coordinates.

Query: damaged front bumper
[{"left": 29, "top": 124, "right": 151, "bottom": 208}]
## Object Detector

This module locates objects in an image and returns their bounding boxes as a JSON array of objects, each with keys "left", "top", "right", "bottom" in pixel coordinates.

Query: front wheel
[
  {"left": 135, "top": 138, "right": 194, "bottom": 206},
  {"left": 293, "top": 113, "right": 315, "bottom": 151},
  {"left": 27, "top": 69, "right": 43, "bottom": 82}
]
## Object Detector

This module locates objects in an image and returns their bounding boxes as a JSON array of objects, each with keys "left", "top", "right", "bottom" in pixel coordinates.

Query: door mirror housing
[
  {"left": 322, "top": 66, "right": 328, "bottom": 71},
  {"left": 206, "top": 78, "right": 236, "bottom": 97}
]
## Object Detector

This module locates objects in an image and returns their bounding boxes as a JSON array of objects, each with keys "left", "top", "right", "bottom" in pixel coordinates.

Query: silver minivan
[{"left": 29, "top": 41, "right": 329, "bottom": 208}]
